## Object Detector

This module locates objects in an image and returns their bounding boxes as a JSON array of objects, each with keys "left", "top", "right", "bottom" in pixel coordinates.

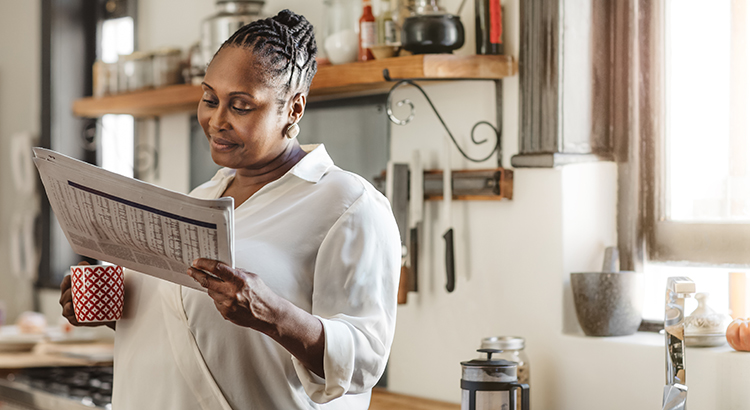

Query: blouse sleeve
[{"left": 291, "top": 186, "right": 401, "bottom": 403}]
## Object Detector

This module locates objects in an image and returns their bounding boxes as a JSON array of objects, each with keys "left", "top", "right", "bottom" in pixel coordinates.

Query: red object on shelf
[
  {"left": 359, "top": 0, "right": 376, "bottom": 61},
  {"left": 489, "top": 0, "right": 502, "bottom": 46}
]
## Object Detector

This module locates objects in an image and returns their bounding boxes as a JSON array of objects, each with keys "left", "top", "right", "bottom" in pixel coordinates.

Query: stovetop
[{"left": 0, "top": 366, "right": 112, "bottom": 410}]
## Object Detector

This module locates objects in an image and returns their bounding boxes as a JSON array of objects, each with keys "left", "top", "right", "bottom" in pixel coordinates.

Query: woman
[{"left": 59, "top": 10, "right": 401, "bottom": 410}]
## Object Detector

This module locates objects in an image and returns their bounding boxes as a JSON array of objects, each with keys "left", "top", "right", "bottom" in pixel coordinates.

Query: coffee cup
[{"left": 70, "top": 264, "right": 124, "bottom": 323}]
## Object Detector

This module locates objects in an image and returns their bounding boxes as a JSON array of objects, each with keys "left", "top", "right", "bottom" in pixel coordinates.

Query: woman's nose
[{"left": 209, "top": 106, "right": 231, "bottom": 132}]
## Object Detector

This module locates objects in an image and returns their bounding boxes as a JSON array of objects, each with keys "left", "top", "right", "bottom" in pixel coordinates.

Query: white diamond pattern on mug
[{"left": 71, "top": 265, "right": 124, "bottom": 323}]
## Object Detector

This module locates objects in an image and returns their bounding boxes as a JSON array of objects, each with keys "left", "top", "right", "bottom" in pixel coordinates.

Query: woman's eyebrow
[{"left": 201, "top": 82, "right": 255, "bottom": 99}]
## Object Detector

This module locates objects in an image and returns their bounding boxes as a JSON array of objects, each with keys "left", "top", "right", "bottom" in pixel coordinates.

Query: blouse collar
[{"left": 289, "top": 144, "right": 334, "bottom": 183}]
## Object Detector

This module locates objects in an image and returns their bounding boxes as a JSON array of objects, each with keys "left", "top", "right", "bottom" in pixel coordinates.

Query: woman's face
[{"left": 197, "top": 46, "right": 293, "bottom": 170}]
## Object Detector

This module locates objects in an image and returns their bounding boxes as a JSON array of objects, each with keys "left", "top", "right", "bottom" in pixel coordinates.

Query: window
[
  {"left": 100, "top": 17, "right": 134, "bottom": 178},
  {"left": 638, "top": 0, "right": 750, "bottom": 320},
  {"left": 649, "top": 0, "right": 750, "bottom": 265}
]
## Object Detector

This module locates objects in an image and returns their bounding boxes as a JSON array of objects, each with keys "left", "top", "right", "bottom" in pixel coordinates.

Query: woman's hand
[
  {"left": 188, "top": 258, "right": 326, "bottom": 377},
  {"left": 59, "top": 262, "right": 116, "bottom": 330},
  {"left": 187, "top": 259, "right": 278, "bottom": 332}
]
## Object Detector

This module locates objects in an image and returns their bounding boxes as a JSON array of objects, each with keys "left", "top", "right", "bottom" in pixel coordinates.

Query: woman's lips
[{"left": 210, "top": 136, "right": 238, "bottom": 152}]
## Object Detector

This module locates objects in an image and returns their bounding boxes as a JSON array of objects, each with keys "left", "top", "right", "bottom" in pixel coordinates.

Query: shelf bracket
[{"left": 382, "top": 69, "right": 503, "bottom": 165}]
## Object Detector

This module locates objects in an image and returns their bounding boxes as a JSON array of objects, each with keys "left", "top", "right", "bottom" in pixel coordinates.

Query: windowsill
[{"left": 562, "top": 330, "right": 741, "bottom": 354}]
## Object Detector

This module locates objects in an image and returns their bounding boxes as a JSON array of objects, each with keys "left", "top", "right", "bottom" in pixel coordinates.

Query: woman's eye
[
  {"left": 232, "top": 106, "right": 252, "bottom": 113},
  {"left": 202, "top": 99, "right": 218, "bottom": 107}
]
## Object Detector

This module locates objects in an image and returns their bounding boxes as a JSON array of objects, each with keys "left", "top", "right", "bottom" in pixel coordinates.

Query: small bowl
[
  {"left": 571, "top": 272, "right": 644, "bottom": 337},
  {"left": 370, "top": 45, "right": 399, "bottom": 60}
]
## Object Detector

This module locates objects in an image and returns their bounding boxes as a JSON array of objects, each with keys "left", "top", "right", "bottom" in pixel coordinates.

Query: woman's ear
[{"left": 289, "top": 93, "right": 306, "bottom": 124}]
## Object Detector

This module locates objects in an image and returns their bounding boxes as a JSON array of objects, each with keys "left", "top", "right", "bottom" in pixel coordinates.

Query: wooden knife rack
[{"left": 377, "top": 167, "right": 513, "bottom": 201}]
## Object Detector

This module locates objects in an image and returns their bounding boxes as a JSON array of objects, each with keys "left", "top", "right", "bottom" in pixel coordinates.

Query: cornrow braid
[{"left": 215, "top": 9, "right": 318, "bottom": 100}]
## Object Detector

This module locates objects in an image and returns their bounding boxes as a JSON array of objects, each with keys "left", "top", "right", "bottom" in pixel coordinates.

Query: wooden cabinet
[{"left": 72, "top": 54, "right": 516, "bottom": 118}]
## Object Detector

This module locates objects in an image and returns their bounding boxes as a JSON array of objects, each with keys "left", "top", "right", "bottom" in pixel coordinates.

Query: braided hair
[{"left": 215, "top": 9, "right": 318, "bottom": 101}]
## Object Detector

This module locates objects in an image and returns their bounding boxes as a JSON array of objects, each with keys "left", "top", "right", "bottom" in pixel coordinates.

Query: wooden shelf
[{"left": 72, "top": 54, "right": 517, "bottom": 118}]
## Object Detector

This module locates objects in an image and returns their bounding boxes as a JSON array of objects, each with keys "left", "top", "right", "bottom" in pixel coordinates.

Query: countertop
[
  {"left": 0, "top": 342, "right": 113, "bottom": 370},
  {"left": 0, "top": 342, "right": 457, "bottom": 410},
  {"left": 370, "top": 388, "right": 460, "bottom": 410}
]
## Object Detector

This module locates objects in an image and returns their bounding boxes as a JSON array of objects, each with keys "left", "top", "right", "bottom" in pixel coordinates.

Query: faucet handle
[{"left": 667, "top": 277, "right": 696, "bottom": 295}]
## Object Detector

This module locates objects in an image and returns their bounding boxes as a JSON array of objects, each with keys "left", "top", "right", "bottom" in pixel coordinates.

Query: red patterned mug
[{"left": 70, "top": 265, "right": 124, "bottom": 323}]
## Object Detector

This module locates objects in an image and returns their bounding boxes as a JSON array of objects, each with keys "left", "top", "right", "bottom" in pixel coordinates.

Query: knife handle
[
  {"left": 397, "top": 265, "right": 409, "bottom": 304},
  {"left": 409, "top": 227, "right": 419, "bottom": 292},
  {"left": 443, "top": 228, "right": 455, "bottom": 293}
]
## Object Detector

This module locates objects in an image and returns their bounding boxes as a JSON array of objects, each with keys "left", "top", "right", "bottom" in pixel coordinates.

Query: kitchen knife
[
  {"left": 443, "top": 138, "right": 455, "bottom": 293},
  {"left": 444, "top": 228, "right": 455, "bottom": 293},
  {"left": 408, "top": 150, "right": 423, "bottom": 293},
  {"left": 386, "top": 161, "right": 411, "bottom": 304}
]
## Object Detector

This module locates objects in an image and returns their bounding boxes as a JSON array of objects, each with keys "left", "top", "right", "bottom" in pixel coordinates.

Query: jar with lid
[
  {"left": 684, "top": 292, "right": 732, "bottom": 347},
  {"left": 93, "top": 60, "right": 118, "bottom": 97},
  {"left": 151, "top": 48, "right": 183, "bottom": 88},
  {"left": 323, "top": 0, "right": 360, "bottom": 65},
  {"left": 481, "top": 336, "right": 529, "bottom": 385},
  {"left": 118, "top": 51, "right": 153, "bottom": 92}
]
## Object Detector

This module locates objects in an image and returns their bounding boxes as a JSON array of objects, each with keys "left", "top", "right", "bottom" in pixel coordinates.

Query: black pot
[{"left": 401, "top": 14, "right": 465, "bottom": 54}]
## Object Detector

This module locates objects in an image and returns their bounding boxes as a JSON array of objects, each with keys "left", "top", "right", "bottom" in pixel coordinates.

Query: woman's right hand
[{"left": 59, "top": 262, "right": 116, "bottom": 330}]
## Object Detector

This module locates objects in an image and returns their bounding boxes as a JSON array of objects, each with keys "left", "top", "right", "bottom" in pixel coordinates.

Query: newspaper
[{"left": 32, "top": 147, "right": 234, "bottom": 291}]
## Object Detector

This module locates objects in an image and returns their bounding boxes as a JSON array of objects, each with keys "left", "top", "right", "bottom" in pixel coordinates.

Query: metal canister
[
  {"left": 200, "top": 1, "right": 266, "bottom": 66},
  {"left": 152, "top": 48, "right": 183, "bottom": 88},
  {"left": 118, "top": 51, "right": 153, "bottom": 92},
  {"left": 460, "top": 349, "right": 530, "bottom": 410}
]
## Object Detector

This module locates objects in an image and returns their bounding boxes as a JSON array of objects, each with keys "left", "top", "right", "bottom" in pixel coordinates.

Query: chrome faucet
[{"left": 662, "top": 277, "right": 695, "bottom": 410}]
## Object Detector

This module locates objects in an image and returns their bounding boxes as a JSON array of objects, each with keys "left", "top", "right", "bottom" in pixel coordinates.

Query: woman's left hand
[
  {"left": 188, "top": 258, "right": 326, "bottom": 377},
  {"left": 188, "top": 258, "right": 278, "bottom": 333}
]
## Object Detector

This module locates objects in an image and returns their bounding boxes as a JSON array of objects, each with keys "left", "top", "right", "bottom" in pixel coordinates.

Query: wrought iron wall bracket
[{"left": 383, "top": 69, "right": 503, "bottom": 165}]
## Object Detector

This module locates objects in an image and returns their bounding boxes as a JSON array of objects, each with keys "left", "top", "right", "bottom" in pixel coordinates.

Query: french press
[{"left": 460, "top": 349, "right": 530, "bottom": 410}]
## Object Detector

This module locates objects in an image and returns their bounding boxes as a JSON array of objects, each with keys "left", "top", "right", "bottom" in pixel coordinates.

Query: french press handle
[{"left": 507, "top": 381, "right": 530, "bottom": 410}]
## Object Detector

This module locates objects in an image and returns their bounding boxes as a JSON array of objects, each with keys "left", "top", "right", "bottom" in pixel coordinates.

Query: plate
[
  {"left": 45, "top": 328, "right": 98, "bottom": 344},
  {"left": 0, "top": 326, "right": 44, "bottom": 352}
]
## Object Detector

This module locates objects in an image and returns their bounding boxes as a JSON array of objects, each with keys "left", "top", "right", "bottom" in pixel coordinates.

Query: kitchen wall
[
  {"left": 9, "top": 0, "right": 750, "bottom": 408},
  {"left": 0, "top": 0, "right": 41, "bottom": 322}
]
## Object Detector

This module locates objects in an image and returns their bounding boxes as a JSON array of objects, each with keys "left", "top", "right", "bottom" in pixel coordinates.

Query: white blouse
[{"left": 111, "top": 145, "right": 401, "bottom": 410}]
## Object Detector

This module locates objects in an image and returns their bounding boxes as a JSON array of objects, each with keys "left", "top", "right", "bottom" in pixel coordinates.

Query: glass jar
[
  {"left": 480, "top": 336, "right": 530, "bottom": 410},
  {"left": 152, "top": 48, "right": 183, "bottom": 88},
  {"left": 481, "top": 336, "right": 530, "bottom": 385},
  {"left": 118, "top": 51, "right": 153, "bottom": 92},
  {"left": 323, "top": 0, "right": 360, "bottom": 65}
]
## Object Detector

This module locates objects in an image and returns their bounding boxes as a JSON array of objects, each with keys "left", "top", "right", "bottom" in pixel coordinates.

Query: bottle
[
  {"left": 475, "top": 0, "right": 503, "bottom": 55},
  {"left": 377, "top": 0, "right": 397, "bottom": 45},
  {"left": 359, "top": 0, "right": 376, "bottom": 61}
]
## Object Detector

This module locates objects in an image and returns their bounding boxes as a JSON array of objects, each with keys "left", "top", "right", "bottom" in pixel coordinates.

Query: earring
[{"left": 285, "top": 123, "right": 300, "bottom": 140}]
